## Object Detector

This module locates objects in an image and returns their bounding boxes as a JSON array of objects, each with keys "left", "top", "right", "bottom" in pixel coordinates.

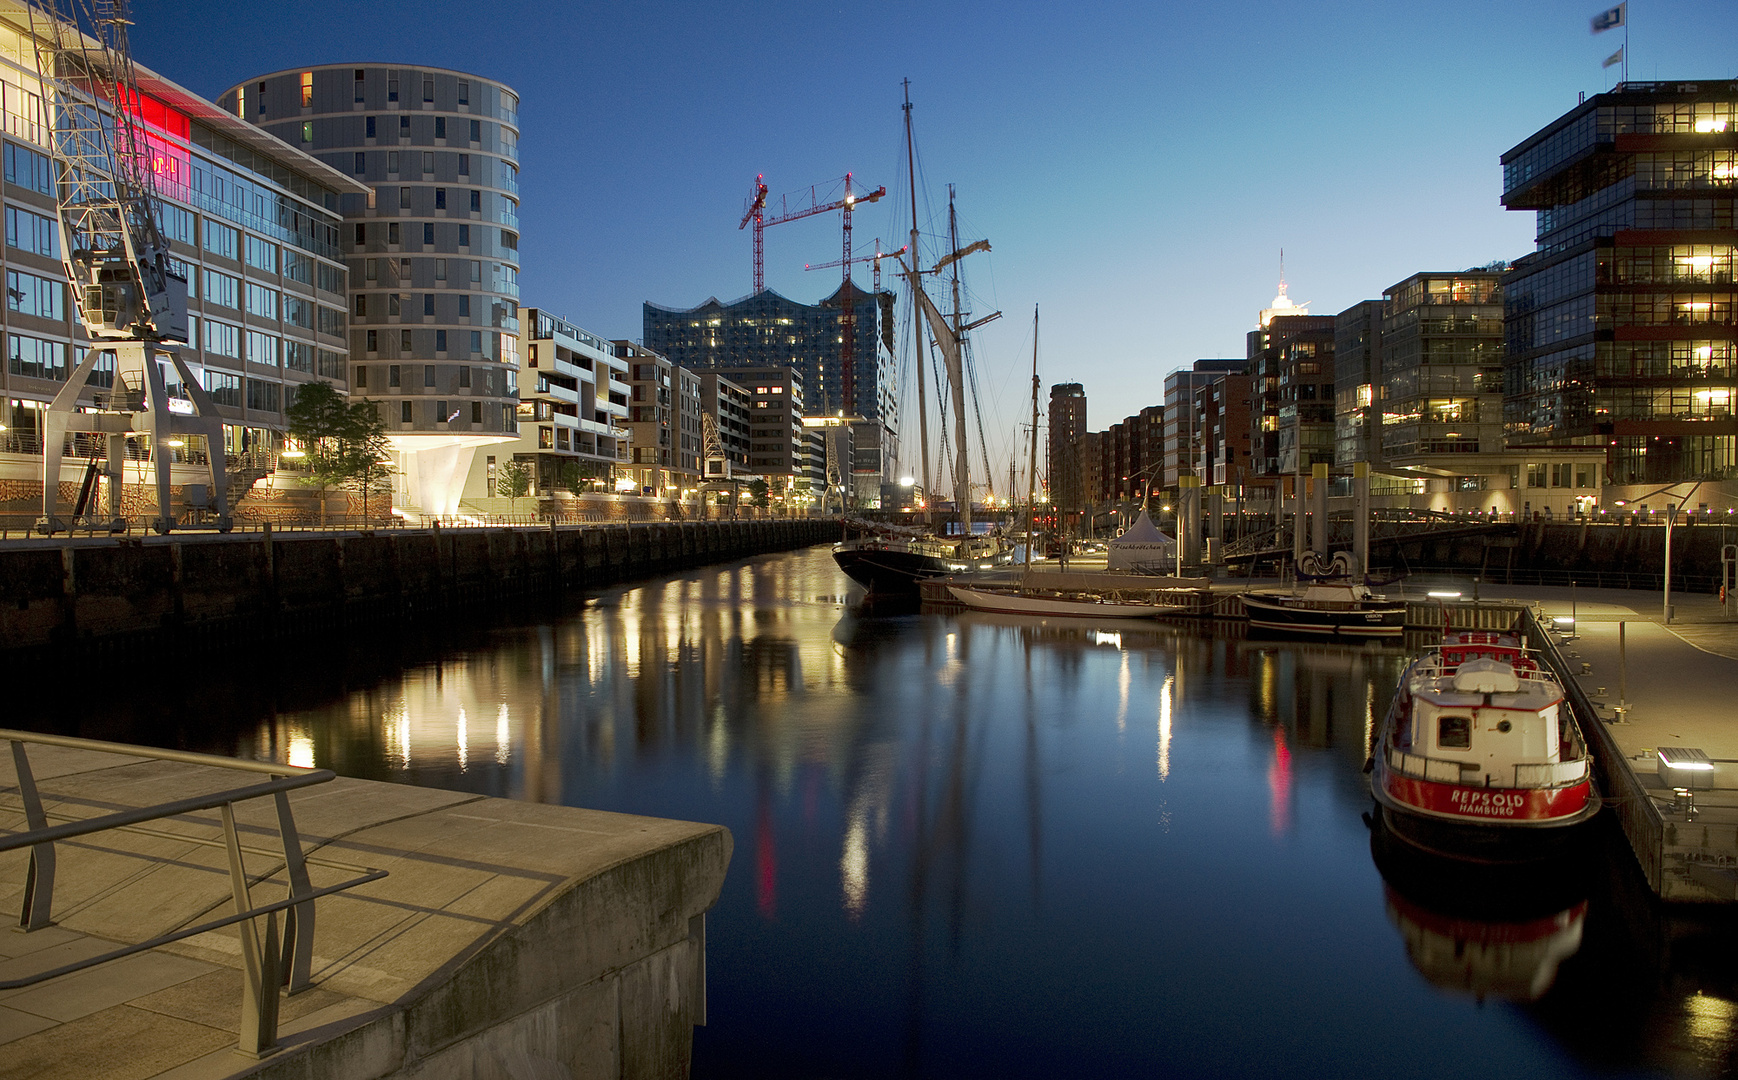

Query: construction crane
[
  {"left": 27, "top": 0, "right": 227, "bottom": 535},
  {"left": 737, "top": 174, "right": 886, "bottom": 414},
  {"left": 804, "top": 238, "right": 906, "bottom": 293}
]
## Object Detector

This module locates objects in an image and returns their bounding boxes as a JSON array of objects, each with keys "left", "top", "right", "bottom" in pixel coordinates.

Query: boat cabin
[{"left": 1393, "top": 657, "right": 1567, "bottom": 785}]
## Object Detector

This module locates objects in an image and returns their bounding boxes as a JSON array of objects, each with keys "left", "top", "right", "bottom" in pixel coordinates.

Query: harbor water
[{"left": 22, "top": 544, "right": 1738, "bottom": 1078}]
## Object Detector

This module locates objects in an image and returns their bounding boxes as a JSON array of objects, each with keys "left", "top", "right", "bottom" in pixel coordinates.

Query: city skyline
[{"left": 131, "top": 0, "right": 1738, "bottom": 475}]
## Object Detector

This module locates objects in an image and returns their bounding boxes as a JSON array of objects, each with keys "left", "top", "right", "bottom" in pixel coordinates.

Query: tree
[
  {"left": 497, "top": 457, "right": 534, "bottom": 516},
  {"left": 747, "top": 477, "right": 770, "bottom": 508},
  {"left": 285, "top": 382, "right": 393, "bottom": 526}
]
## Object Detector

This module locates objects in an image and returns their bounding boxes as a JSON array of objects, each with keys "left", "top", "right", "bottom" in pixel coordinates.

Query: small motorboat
[{"left": 1370, "top": 628, "right": 1601, "bottom": 861}]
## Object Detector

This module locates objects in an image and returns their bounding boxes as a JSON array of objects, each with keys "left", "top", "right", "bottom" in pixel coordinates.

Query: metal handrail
[{"left": 0, "top": 729, "right": 388, "bottom": 1058}]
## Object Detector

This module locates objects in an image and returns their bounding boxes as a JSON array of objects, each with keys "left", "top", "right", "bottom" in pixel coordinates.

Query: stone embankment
[{"left": 0, "top": 519, "right": 839, "bottom": 658}]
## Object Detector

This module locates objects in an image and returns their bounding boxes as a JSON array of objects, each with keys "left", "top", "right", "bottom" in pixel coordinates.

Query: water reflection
[
  {"left": 22, "top": 547, "right": 1738, "bottom": 1078},
  {"left": 1369, "top": 814, "right": 1589, "bottom": 1003}
]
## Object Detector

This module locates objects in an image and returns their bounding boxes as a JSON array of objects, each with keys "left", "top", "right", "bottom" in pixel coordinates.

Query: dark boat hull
[
  {"left": 1241, "top": 594, "right": 1406, "bottom": 637},
  {"left": 833, "top": 542, "right": 1015, "bottom": 603}
]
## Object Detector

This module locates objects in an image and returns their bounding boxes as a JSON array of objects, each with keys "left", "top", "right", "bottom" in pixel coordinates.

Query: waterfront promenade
[{"left": 0, "top": 741, "right": 730, "bottom": 1079}]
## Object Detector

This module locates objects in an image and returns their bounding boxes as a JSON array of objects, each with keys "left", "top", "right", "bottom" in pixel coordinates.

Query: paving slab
[{"left": 0, "top": 740, "right": 731, "bottom": 1078}]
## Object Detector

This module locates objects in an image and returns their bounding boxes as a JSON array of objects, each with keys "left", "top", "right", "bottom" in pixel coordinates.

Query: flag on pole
[
  {"left": 1602, "top": 46, "right": 1624, "bottom": 68},
  {"left": 1591, "top": 3, "right": 1625, "bottom": 33}
]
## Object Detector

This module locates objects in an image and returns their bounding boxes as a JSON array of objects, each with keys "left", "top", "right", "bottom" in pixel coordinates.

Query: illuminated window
[
  {"left": 300, "top": 72, "right": 312, "bottom": 107},
  {"left": 300, "top": 121, "right": 311, "bottom": 144}
]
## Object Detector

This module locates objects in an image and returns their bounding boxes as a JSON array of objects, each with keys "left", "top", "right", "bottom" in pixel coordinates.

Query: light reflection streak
[
  {"left": 1268, "top": 726, "right": 1292, "bottom": 834},
  {"left": 496, "top": 703, "right": 510, "bottom": 765},
  {"left": 1116, "top": 651, "right": 1131, "bottom": 733},
  {"left": 1157, "top": 673, "right": 1173, "bottom": 780},
  {"left": 288, "top": 730, "right": 315, "bottom": 770},
  {"left": 457, "top": 706, "right": 468, "bottom": 771}
]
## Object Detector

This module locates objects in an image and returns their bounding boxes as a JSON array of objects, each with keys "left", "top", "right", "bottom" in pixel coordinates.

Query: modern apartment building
[
  {"left": 1501, "top": 80, "right": 1738, "bottom": 489},
  {"left": 512, "top": 309, "right": 627, "bottom": 491},
  {"left": 1162, "top": 360, "right": 1239, "bottom": 486},
  {"left": 1200, "top": 369, "right": 1253, "bottom": 487},
  {"left": 0, "top": 19, "right": 361, "bottom": 517},
  {"left": 1047, "top": 382, "right": 1087, "bottom": 514},
  {"left": 1247, "top": 314, "right": 1336, "bottom": 478},
  {"left": 615, "top": 340, "right": 699, "bottom": 499},
  {"left": 715, "top": 364, "right": 804, "bottom": 478},
  {"left": 701, "top": 371, "right": 751, "bottom": 473},
  {"left": 226, "top": 64, "right": 524, "bottom": 517}
]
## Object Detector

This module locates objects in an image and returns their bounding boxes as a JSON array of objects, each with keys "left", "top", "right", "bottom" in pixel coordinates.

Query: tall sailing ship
[{"left": 834, "top": 85, "right": 1013, "bottom": 601}]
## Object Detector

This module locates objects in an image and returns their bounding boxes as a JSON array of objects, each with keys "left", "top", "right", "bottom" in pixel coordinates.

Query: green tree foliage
[
  {"left": 748, "top": 477, "right": 770, "bottom": 508},
  {"left": 284, "top": 382, "right": 394, "bottom": 524},
  {"left": 497, "top": 458, "right": 534, "bottom": 513}
]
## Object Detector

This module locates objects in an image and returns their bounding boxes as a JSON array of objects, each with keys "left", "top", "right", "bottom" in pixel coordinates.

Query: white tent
[{"left": 1107, "top": 509, "right": 1176, "bottom": 572}]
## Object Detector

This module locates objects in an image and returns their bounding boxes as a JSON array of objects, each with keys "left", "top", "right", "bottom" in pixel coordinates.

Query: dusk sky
[{"left": 132, "top": 0, "right": 1738, "bottom": 478}]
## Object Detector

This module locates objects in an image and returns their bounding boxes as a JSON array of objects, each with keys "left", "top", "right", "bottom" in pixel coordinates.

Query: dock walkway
[{"left": 0, "top": 743, "right": 729, "bottom": 1079}]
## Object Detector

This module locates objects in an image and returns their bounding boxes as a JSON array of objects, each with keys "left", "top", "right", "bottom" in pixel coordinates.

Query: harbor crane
[
  {"left": 27, "top": 0, "right": 229, "bottom": 534},
  {"left": 737, "top": 174, "right": 886, "bottom": 414}
]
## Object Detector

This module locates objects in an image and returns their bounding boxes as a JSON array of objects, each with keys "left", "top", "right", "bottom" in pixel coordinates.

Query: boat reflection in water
[{"left": 1370, "top": 812, "right": 1590, "bottom": 1003}]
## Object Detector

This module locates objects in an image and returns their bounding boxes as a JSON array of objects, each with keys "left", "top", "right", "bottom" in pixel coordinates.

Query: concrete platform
[
  {"left": 0, "top": 744, "right": 731, "bottom": 1079},
  {"left": 1465, "top": 584, "right": 1738, "bottom": 902}
]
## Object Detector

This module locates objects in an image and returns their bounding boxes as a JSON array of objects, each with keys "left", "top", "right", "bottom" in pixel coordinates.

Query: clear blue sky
[{"left": 133, "top": 0, "right": 1738, "bottom": 473}]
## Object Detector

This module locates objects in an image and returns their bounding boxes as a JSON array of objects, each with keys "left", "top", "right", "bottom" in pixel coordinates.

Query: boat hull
[
  {"left": 945, "top": 585, "right": 1162, "bottom": 619},
  {"left": 834, "top": 545, "right": 1009, "bottom": 602},
  {"left": 1242, "top": 594, "right": 1406, "bottom": 637},
  {"left": 1371, "top": 764, "right": 1600, "bottom": 863}
]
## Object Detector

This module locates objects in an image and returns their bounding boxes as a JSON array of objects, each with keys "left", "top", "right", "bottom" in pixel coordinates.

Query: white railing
[{"left": 1387, "top": 745, "right": 1589, "bottom": 790}]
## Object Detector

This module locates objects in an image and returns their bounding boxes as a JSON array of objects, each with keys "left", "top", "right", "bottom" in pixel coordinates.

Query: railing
[
  {"left": 0, "top": 730, "right": 386, "bottom": 1058},
  {"left": 1384, "top": 745, "right": 1589, "bottom": 789}
]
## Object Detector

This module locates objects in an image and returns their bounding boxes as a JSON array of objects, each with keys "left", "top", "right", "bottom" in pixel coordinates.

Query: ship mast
[
  {"left": 1024, "top": 306, "right": 1039, "bottom": 574},
  {"left": 902, "top": 80, "right": 932, "bottom": 526}
]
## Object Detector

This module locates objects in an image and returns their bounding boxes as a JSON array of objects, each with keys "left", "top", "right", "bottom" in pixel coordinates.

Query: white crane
[{"left": 28, "top": 0, "right": 229, "bottom": 534}]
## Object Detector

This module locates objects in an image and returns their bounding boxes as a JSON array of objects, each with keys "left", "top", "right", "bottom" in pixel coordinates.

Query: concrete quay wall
[
  {"left": 0, "top": 745, "right": 733, "bottom": 1079},
  {"left": 0, "top": 519, "right": 837, "bottom": 656}
]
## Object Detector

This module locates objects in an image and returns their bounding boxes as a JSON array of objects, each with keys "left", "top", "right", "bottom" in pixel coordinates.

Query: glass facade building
[
  {"left": 1501, "top": 81, "right": 1738, "bottom": 486},
  {"left": 225, "top": 64, "right": 523, "bottom": 516},
  {"left": 0, "top": 18, "right": 358, "bottom": 479},
  {"left": 1378, "top": 272, "right": 1506, "bottom": 461},
  {"left": 642, "top": 285, "right": 896, "bottom": 478}
]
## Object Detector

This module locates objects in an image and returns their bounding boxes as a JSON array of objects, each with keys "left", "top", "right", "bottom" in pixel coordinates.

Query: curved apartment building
[{"left": 221, "top": 65, "right": 522, "bottom": 517}]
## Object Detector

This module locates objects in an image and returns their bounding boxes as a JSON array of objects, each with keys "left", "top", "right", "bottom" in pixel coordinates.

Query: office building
[
  {"left": 1332, "top": 300, "right": 1382, "bottom": 467},
  {"left": 227, "top": 64, "right": 524, "bottom": 517},
  {"left": 1248, "top": 313, "right": 1336, "bottom": 478},
  {"left": 1201, "top": 369, "right": 1253, "bottom": 487},
  {"left": 0, "top": 21, "right": 360, "bottom": 512},
  {"left": 1501, "top": 80, "right": 1738, "bottom": 489}
]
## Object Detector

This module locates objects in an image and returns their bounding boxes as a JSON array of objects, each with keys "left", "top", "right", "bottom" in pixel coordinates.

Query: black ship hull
[
  {"left": 833, "top": 543, "right": 1008, "bottom": 603},
  {"left": 1241, "top": 594, "right": 1406, "bottom": 638}
]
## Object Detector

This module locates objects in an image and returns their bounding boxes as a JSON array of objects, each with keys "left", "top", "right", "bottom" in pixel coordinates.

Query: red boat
[{"left": 1371, "top": 629, "right": 1601, "bottom": 860}]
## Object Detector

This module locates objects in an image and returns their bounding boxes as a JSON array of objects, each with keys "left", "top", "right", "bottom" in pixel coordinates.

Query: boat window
[{"left": 1438, "top": 715, "right": 1472, "bottom": 750}]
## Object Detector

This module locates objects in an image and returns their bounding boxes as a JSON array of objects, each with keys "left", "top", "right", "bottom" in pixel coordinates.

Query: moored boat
[
  {"left": 834, "top": 531, "right": 1013, "bottom": 602},
  {"left": 1371, "top": 628, "right": 1601, "bottom": 861},
  {"left": 945, "top": 583, "right": 1164, "bottom": 619},
  {"left": 1241, "top": 582, "right": 1406, "bottom": 638}
]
